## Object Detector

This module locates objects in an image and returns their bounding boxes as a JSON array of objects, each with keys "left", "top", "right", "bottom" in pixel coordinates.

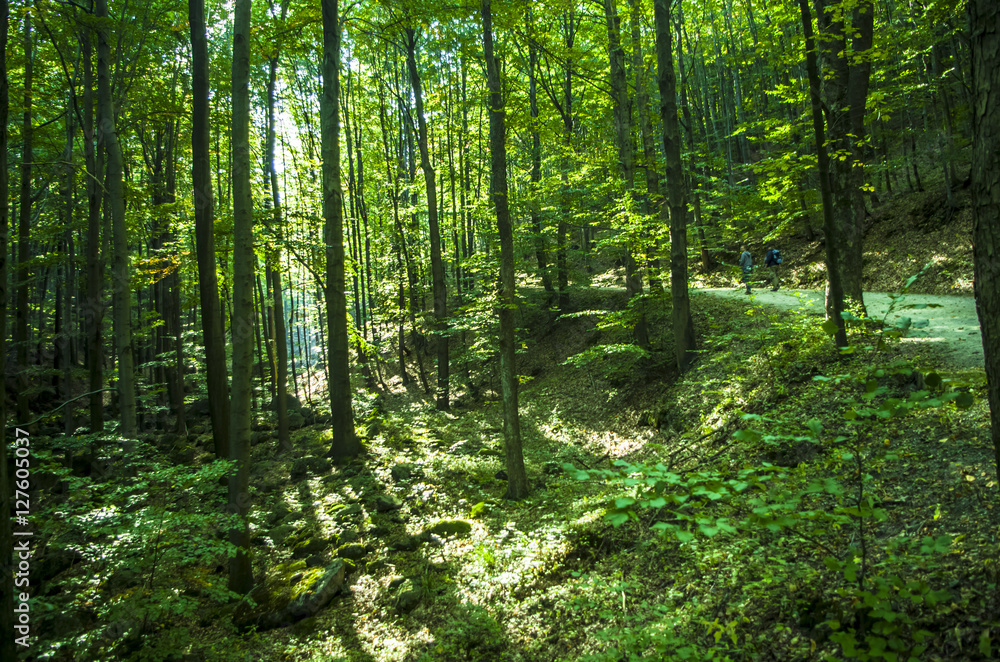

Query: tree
[
  {"left": 190, "top": 0, "right": 230, "bottom": 459},
  {"left": 97, "top": 0, "right": 137, "bottom": 437},
  {"left": 653, "top": 0, "right": 696, "bottom": 371},
  {"left": 482, "top": 0, "right": 529, "bottom": 501},
  {"left": 969, "top": 0, "right": 1000, "bottom": 486},
  {"left": 228, "top": 0, "right": 254, "bottom": 595},
  {"left": 323, "top": 0, "right": 361, "bottom": 459},
  {"left": 0, "top": 0, "right": 14, "bottom": 655},
  {"left": 813, "top": 0, "right": 875, "bottom": 314},
  {"left": 799, "top": 0, "right": 848, "bottom": 349},
  {"left": 404, "top": 24, "right": 450, "bottom": 411}
]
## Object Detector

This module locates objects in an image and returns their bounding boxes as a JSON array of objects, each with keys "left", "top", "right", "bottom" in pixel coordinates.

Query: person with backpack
[
  {"left": 739, "top": 245, "right": 753, "bottom": 294},
  {"left": 764, "top": 245, "right": 782, "bottom": 291}
]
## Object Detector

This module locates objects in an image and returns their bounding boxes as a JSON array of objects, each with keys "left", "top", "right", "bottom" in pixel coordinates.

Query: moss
[{"left": 425, "top": 520, "right": 473, "bottom": 538}]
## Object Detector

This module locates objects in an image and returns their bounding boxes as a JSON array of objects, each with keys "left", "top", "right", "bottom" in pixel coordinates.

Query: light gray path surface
[{"left": 694, "top": 288, "right": 983, "bottom": 369}]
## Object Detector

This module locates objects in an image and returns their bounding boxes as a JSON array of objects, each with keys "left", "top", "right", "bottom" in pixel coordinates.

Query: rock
[
  {"left": 366, "top": 558, "right": 388, "bottom": 574},
  {"left": 291, "top": 536, "right": 332, "bottom": 559},
  {"left": 330, "top": 503, "right": 362, "bottom": 520},
  {"left": 390, "top": 535, "right": 418, "bottom": 552},
  {"left": 268, "top": 524, "right": 296, "bottom": 545},
  {"left": 375, "top": 495, "right": 402, "bottom": 513},
  {"left": 393, "top": 577, "right": 422, "bottom": 612},
  {"left": 188, "top": 399, "right": 211, "bottom": 417},
  {"left": 267, "top": 503, "right": 291, "bottom": 526},
  {"left": 266, "top": 393, "right": 302, "bottom": 413},
  {"left": 169, "top": 443, "right": 196, "bottom": 464},
  {"left": 290, "top": 456, "right": 332, "bottom": 480},
  {"left": 234, "top": 559, "right": 346, "bottom": 631},
  {"left": 337, "top": 543, "right": 367, "bottom": 560},
  {"left": 288, "top": 413, "right": 306, "bottom": 429},
  {"left": 390, "top": 463, "right": 415, "bottom": 481},
  {"left": 251, "top": 431, "right": 274, "bottom": 445},
  {"left": 338, "top": 528, "right": 360, "bottom": 544}
]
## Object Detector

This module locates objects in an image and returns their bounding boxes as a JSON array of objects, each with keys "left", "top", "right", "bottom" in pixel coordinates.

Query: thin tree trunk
[
  {"left": 16, "top": 14, "right": 32, "bottom": 422},
  {"left": 97, "top": 0, "right": 138, "bottom": 437},
  {"left": 799, "top": 0, "right": 848, "bottom": 348},
  {"left": 0, "top": 0, "right": 15, "bottom": 654},
  {"left": 405, "top": 27, "right": 449, "bottom": 410},
  {"left": 322, "top": 0, "right": 360, "bottom": 459},
  {"left": 482, "top": 0, "right": 528, "bottom": 500},
  {"left": 82, "top": 29, "right": 104, "bottom": 433},
  {"left": 654, "top": 0, "right": 697, "bottom": 371},
  {"left": 190, "top": 0, "right": 230, "bottom": 459},
  {"left": 228, "top": 0, "right": 254, "bottom": 595}
]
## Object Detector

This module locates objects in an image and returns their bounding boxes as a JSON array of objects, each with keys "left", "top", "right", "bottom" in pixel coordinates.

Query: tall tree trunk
[
  {"left": 653, "top": 0, "right": 697, "bottom": 371},
  {"left": 190, "top": 0, "right": 230, "bottom": 459},
  {"left": 799, "top": 0, "right": 848, "bottom": 348},
  {"left": 264, "top": 0, "right": 291, "bottom": 451},
  {"left": 405, "top": 27, "right": 449, "bottom": 411},
  {"left": 0, "top": 0, "right": 15, "bottom": 655},
  {"left": 16, "top": 13, "right": 32, "bottom": 423},
  {"left": 814, "top": 0, "right": 874, "bottom": 314},
  {"left": 482, "top": 0, "right": 528, "bottom": 500},
  {"left": 97, "top": 0, "right": 138, "bottom": 437},
  {"left": 969, "top": 0, "right": 1000, "bottom": 487},
  {"left": 82, "top": 29, "right": 104, "bottom": 433},
  {"left": 322, "top": 0, "right": 361, "bottom": 459},
  {"left": 527, "top": 8, "right": 552, "bottom": 292},
  {"left": 228, "top": 0, "right": 254, "bottom": 596}
]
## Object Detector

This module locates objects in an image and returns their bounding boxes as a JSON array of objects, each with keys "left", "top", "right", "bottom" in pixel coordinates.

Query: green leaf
[
  {"left": 614, "top": 497, "right": 636, "bottom": 510},
  {"left": 979, "top": 629, "right": 991, "bottom": 657},
  {"left": 806, "top": 418, "right": 823, "bottom": 436},
  {"left": 955, "top": 392, "right": 975, "bottom": 409},
  {"left": 924, "top": 372, "right": 942, "bottom": 389},
  {"left": 821, "top": 319, "right": 841, "bottom": 335}
]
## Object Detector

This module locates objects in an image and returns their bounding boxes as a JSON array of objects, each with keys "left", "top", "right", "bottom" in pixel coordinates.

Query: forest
[{"left": 1, "top": 0, "right": 999, "bottom": 659}]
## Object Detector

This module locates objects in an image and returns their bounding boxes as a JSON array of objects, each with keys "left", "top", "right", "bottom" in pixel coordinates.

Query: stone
[
  {"left": 389, "top": 535, "right": 418, "bottom": 552},
  {"left": 266, "top": 393, "right": 303, "bottom": 413},
  {"left": 375, "top": 495, "right": 402, "bottom": 513},
  {"left": 288, "top": 413, "right": 306, "bottom": 429},
  {"left": 234, "top": 559, "right": 346, "bottom": 631},
  {"left": 390, "top": 463, "right": 415, "bottom": 481},
  {"left": 338, "top": 528, "right": 360, "bottom": 544},
  {"left": 337, "top": 543, "right": 367, "bottom": 561},
  {"left": 393, "top": 577, "right": 422, "bottom": 612},
  {"left": 290, "top": 456, "right": 332, "bottom": 480},
  {"left": 334, "top": 503, "right": 362, "bottom": 520},
  {"left": 268, "top": 524, "right": 296, "bottom": 545},
  {"left": 291, "top": 537, "right": 331, "bottom": 559}
]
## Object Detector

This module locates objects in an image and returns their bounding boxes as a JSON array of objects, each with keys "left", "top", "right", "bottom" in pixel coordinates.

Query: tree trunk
[
  {"left": 799, "top": 0, "right": 848, "bottom": 348},
  {"left": 263, "top": 0, "right": 291, "bottom": 451},
  {"left": 814, "top": 0, "right": 874, "bottom": 314},
  {"left": 653, "top": 0, "right": 697, "bottom": 371},
  {"left": 405, "top": 27, "right": 449, "bottom": 411},
  {"left": 322, "top": 0, "right": 360, "bottom": 459},
  {"left": 969, "top": 0, "right": 1000, "bottom": 487},
  {"left": 0, "top": 0, "right": 15, "bottom": 655},
  {"left": 190, "top": 0, "right": 230, "bottom": 458},
  {"left": 97, "top": 0, "right": 138, "bottom": 437},
  {"left": 527, "top": 9, "right": 552, "bottom": 292},
  {"left": 16, "top": 14, "right": 32, "bottom": 423},
  {"left": 482, "top": 0, "right": 529, "bottom": 500},
  {"left": 82, "top": 29, "right": 104, "bottom": 433},
  {"left": 228, "top": 0, "right": 255, "bottom": 596}
]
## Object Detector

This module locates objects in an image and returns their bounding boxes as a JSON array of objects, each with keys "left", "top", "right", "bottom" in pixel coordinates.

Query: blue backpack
[{"left": 769, "top": 249, "right": 783, "bottom": 265}]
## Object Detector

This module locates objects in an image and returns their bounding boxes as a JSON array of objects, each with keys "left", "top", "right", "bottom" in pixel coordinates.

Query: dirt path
[{"left": 694, "top": 287, "right": 984, "bottom": 369}]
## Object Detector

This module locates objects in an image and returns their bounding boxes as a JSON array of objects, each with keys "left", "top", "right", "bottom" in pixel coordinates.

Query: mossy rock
[
  {"left": 424, "top": 520, "right": 473, "bottom": 538},
  {"left": 375, "top": 495, "right": 402, "bottom": 513},
  {"left": 268, "top": 524, "right": 296, "bottom": 545},
  {"left": 393, "top": 577, "right": 422, "bottom": 612},
  {"left": 291, "top": 536, "right": 333, "bottom": 558},
  {"left": 290, "top": 456, "right": 332, "bottom": 480},
  {"left": 337, "top": 543, "right": 367, "bottom": 561},
  {"left": 234, "top": 559, "right": 345, "bottom": 631}
]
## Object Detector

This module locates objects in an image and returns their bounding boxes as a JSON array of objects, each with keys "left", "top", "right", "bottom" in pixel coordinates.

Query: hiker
[
  {"left": 739, "top": 245, "right": 753, "bottom": 294},
  {"left": 764, "top": 245, "right": 782, "bottom": 291}
]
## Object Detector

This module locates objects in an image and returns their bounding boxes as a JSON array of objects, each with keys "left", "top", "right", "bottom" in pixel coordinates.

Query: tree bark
[
  {"left": 814, "top": 0, "right": 874, "bottom": 314},
  {"left": 322, "top": 0, "right": 361, "bottom": 459},
  {"left": 82, "top": 29, "right": 104, "bottom": 433},
  {"left": 228, "top": 0, "right": 255, "bottom": 596},
  {"left": 799, "top": 0, "right": 848, "bottom": 348},
  {"left": 969, "top": 0, "right": 1000, "bottom": 487},
  {"left": 0, "top": 0, "right": 15, "bottom": 655},
  {"left": 97, "top": 0, "right": 138, "bottom": 437},
  {"left": 16, "top": 13, "right": 32, "bottom": 423},
  {"left": 405, "top": 27, "right": 450, "bottom": 411},
  {"left": 653, "top": 0, "right": 697, "bottom": 371},
  {"left": 482, "top": 0, "right": 529, "bottom": 500},
  {"left": 190, "top": 0, "right": 230, "bottom": 459}
]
